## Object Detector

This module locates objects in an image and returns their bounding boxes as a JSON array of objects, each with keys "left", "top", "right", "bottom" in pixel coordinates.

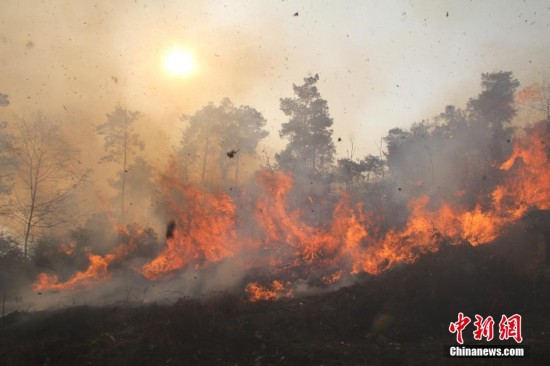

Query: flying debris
[
  {"left": 0, "top": 93, "right": 9, "bottom": 106},
  {"left": 227, "top": 149, "right": 239, "bottom": 158},
  {"left": 337, "top": 137, "right": 342, "bottom": 142},
  {"left": 166, "top": 220, "right": 176, "bottom": 239}
]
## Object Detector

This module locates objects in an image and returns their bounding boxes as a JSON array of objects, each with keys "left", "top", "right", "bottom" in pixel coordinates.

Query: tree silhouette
[
  {"left": 222, "top": 104, "right": 268, "bottom": 183},
  {"left": 276, "top": 74, "right": 336, "bottom": 177},
  {"left": 362, "top": 154, "right": 385, "bottom": 183},
  {"left": 108, "top": 156, "right": 157, "bottom": 222},
  {"left": 8, "top": 115, "right": 87, "bottom": 260},
  {"left": 336, "top": 157, "right": 364, "bottom": 189},
  {"left": 468, "top": 72, "right": 519, "bottom": 128},
  {"left": 468, "top": 71, "right": 519, "bottom": 162},
  {"left": 96, "top": 105, "right": 144, "bottom": 222},
  {"left": 180, "top": 98, "right": 268, "bottom": 185}
]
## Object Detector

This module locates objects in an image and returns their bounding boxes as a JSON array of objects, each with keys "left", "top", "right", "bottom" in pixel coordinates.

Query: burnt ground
[{"left": 1, "top": 242, "right": 549, "bottom": 366}]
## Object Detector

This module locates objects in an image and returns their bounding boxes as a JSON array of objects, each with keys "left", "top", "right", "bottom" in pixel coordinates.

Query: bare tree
[
  {"left": 8, "top": 114, "right": 88, "bottom": 260},
  {"left": 96, "top": 105, "right": 144, "bottom": 223},
  {"left": 517, "top": 80, "right": 550, "bottom": 121}
]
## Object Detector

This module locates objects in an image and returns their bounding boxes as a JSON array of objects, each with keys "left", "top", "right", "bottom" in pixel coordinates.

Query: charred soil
[{"left": 1, "top": 243, "right": 549, "bottom": 366}]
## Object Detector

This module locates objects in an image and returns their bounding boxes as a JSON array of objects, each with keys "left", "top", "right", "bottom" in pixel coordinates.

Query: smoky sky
[{"left": 0, "top": 0, "right": 549, "bottom": 159}]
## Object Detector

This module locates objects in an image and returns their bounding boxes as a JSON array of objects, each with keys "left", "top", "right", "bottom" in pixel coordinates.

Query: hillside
[{"left": 1, "top": 242, "right": 549, "bottom": 366}]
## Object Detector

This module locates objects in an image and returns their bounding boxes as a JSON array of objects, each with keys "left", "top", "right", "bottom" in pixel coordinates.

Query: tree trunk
[
  {"left": 23, "top": 153, "right": 40, "bottom": 261},
  {"left": 23, "top": 206, "right": 34, "bottom": 261}
]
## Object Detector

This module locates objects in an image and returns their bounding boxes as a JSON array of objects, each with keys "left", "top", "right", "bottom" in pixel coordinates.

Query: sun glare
[{"left": 163, "top": 48, "right": 195, "bottom": 77}]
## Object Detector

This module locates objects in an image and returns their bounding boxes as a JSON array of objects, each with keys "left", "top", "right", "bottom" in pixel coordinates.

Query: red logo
[
  {"left": 449, "top": 312, "right": 471, "bottom": 344},
  {"left": 449, "top": 313, "right": 522, "bottom": 344},
  {"left": 473, "top": 315, "right": 495, "bottom": 341},
  {"left": 498, "top": 314, "right": 523, "bottom": 343}
]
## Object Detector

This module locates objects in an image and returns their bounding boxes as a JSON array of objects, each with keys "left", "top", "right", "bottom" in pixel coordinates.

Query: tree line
[{"left": 0, "top": 70, "right": 546, "bottom": 284}]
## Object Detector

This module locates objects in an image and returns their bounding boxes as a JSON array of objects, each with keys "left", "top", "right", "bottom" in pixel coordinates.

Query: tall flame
[
  {"left": 141, "top": 171, "right": 239, "bottom": 280},
  {"left": 33, "top": 121, "right": 550, "bottom": 299}
]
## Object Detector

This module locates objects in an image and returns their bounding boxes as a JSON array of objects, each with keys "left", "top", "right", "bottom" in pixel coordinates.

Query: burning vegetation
[
  {"left": 1, "top": 66, "right": 550, "bottom": 366},
  {"left": 0, "top": 71, "right": 545, "bottom": 305},
  {"left": 3, "top": 2, "right": 550, "bottom": 364},
  {"left": 27, "top": 118, "right": 550, "bottom": 298}
]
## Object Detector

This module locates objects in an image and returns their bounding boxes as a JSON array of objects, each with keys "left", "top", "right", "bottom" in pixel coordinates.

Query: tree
[
  {"left": 362, "top": 154, "right": 386, "bottom": 183},
  {"left": 97, "top": 105, "right": 144, "bottom": 222},
  {"left": 221, "top": 104, "right": 268, "bottom": 183},
  {"left": 336, "top": 157, "right": 364, "bottom": 189},
  {"left": 8, "top": 114, "right": 87, "bottom": 260},
  {"left": 276, "top": 74, "right": 336, "bottom": 177},
  {"left": 108, "top": 156, "right": 158, "bottom": 222},
  {"left": 180, "top": 101, "right": 225, "bottom": 184},
  {"left": 517, "top": 80, "right": 550, "bottom": 121},
  {"left": 180, "top": 98, "right": 268, "bottom": 185},
  {"left": 0, "top": 232, "right": 26, "bottom": 294},
  {"left": 468, "top": 71, "right": 519, "bottom": 127},
  {"left": 467, "top": 71, "right": 519, "bottom": 162},
  {"left": 383, "top": 127, "right": 410, "bottom": 178}
]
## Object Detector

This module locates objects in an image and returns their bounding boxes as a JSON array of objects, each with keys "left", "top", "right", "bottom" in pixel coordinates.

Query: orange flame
[
  {"left": 33, "top": 254, "right": 113, "bottom": 291},
  {"left": 32, "top": 122, "right": 550, "bottom": 300},
  {"left": 141, "top": 184, "right": 238, "bottom": 280},
  {"left": 245, "top": 280, "right": 293, "bottom": 302},
  {"left": 33, "top": 225, "right": 148, "bottom": 291}
]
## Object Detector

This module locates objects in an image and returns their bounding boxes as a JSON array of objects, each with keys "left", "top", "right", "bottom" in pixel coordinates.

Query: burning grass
[
  {"left": 29, "top": 121, "right": 550, "bottom": 303},
  {"left": 3, "top": 242, "right": 550, "bottom": 365}
]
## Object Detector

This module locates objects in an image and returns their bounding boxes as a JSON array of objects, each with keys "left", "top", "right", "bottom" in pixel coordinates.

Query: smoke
[{"left": 2, "top": 1, "right": 550, "bottom": 312}]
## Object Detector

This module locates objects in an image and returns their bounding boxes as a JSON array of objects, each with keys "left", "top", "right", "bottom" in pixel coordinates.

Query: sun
[{"left": 163, "top": 48, "right": 195, "bottom": 77}]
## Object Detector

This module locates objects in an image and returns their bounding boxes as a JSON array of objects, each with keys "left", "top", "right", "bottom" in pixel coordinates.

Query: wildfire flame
[
  {"left": 33, "top": 254, "right": 113, "bottom": 291},
  {"left": 141, "top": 175, "right": 239, "bottom": 280},
  {"left": 245, "top": 280, "right": 293, "bottom": 302},
  {"left": 33, "top": 121, "right": 550, "bottom": 300}
]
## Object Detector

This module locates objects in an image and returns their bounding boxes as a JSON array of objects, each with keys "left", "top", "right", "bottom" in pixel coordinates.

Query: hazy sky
[{"left": 1, "top": 0, "right": 549, "bottom": 159}]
